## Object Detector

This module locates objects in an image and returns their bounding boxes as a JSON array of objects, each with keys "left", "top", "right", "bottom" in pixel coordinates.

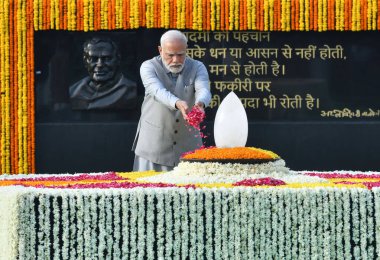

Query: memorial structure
[{"left": 1, "top": 168, "right": 380, "bottom": 259}]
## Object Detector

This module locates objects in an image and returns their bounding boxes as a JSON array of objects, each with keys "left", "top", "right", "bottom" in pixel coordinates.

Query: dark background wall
[
  {"left": 36, "top": 121, "right": 380, "bottom": 173},
  {"left": 34, "top": 30, "right": 380, "bottom": 173}
]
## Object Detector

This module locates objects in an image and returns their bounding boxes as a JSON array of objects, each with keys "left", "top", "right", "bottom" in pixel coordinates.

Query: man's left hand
[{"left": 194, "top": 102, "right": 205, "bottom": 113}]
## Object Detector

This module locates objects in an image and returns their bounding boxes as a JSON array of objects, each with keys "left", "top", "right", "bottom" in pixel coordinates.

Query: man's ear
[{"left": 158, "top": 46, "right": 162, "bottom": 55}]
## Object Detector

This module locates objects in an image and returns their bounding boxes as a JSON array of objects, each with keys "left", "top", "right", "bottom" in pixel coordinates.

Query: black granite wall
[{"left": 35, "top": 30, "right": 380, "bottom": 173}]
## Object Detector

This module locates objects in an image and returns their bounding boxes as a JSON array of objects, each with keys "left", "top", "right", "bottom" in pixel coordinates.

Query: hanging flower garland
[{"left": 1, "top": 0, "right": 380, "bottom": 175}]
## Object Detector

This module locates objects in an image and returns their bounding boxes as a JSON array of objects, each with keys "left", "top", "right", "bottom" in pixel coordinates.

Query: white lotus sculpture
[{"left": 214, "top": 92, "right": 248, "bottom": 147}]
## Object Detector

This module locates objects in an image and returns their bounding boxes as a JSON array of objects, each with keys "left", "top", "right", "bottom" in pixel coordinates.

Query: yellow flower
[
  {"left": 372, "top": 0, "right": 377, "bottom": 30},
  {"left": 117, "top": 171, "right": 161, "bottom": 181},
  {"left": 210, "top": 0, "right": 215, "bottom": 30},
  {"left": 299, "top": 0, "right": 305, "bottom": 30},
  {"left": 322, "top": 0, "right": 327, "bottom": 31},
  {"left": 215, "top": 0, "right": 220, "bottom": 30},
  {"left": 318, "top": 0, "right": 322, "bottom": 31},
  {"left": 100, "top": 0, "right": 108, "bottom": 29},
  {"left": 83, "top": 0, "right": 89, "bottom": 31},
  {"left": 283, "top": 182, "right": 366, "bottom": 189},
  {"left": 229, "top": 0, "right": 234, "bottom": 30},
  {"left": 269, "top": 0, "right": 274, "bottom": 30},
  {"left": 304, "top": 0, "right": 309, "bottom": 30},
  {"left": 251, "top": 0, "right": 256, "bottom": 30},
  {"left": 196, "top": 183, "right": 234, "bottom": 188},
  {"left": 234, "top": 0, "right": 239, "bottom": 30},
  {"left": 88, "top": 0, "right": 94, "bottom": 30},
  {"left": 281, "top": 0, "right": 286, "bottom": 31},
  {"left": 164, "top": 0, "right": 169, "bottom": 28}
]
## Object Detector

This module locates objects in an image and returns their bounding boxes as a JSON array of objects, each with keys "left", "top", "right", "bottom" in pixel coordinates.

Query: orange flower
[{"left": 182, "top": 147, "right": 280, "bottom": 160}]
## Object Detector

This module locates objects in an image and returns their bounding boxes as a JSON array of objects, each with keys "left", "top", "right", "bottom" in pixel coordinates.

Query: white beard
[{"left": 162, "top": 57, "right": 185, "bottom": 74}]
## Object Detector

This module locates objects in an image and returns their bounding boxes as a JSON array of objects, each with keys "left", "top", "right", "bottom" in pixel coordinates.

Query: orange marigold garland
[
  {"left": 17, "top": 0, "right": 28, "bottom": 173},
  {"left": 291, "top": 0, "right": 295, "bottom": 30},
  {"left": 206, "top": 0, "right": 210, "bottom": 29},
  {"left": 62, "top": 0, "right": 68, "bottom": 29},
  {"left": 108, "top": 0, "right": 113, "bottom": 30},
  {"left": 27, "top": 0, "right": 35, "bottom": 173},
  {"left": 185, "top": 0, "right": 189, "bottom": 28},
  {"left": 312, "top": 0, "right": 316, "bottom": 30},
  {"left": 94, "top": 0, "right": 100, "bottom": 30},
  {"left": 347, "top": 0, "right": 352, "bottom": 30},
  {"left": 123, "top": 0, "right": 130, "bottom": 29},
  {"left": 210, "top": 0, "right": 215, "bottom": 30},
  {"left": 323, "top": 0, "right": 327, "bottom": 31},
  {"left": 163, "top": 0, "right": 169, "bottom": 28},
  {"left": 224, "top": 0, "right": 229, "bottom": 30},
  {"left": 263, "top": 0, "right": 268, "bottom": 30},
  {"left": 330, "top": 0, "right": 336, "bottom": 30},
  {"left": 76, "top": 0, "right": 82, "bottom": 30},
  {"left": 157, "top": 0, "right": 161, "bottom": 28},
  {"left": 361, "top": 0, "right": 366, "bottom": 30},
  {"left": 220, "top": 0, "right": 225, "bottom": 30}
]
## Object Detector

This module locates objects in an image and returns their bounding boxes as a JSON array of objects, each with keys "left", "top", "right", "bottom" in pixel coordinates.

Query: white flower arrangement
[
  {"left": 0, "top": 184, "right": 380, "bottom": 259},
  {"left": 172, "top": 189, "right": 181, "bottom": 259},
  {"left": 164, "top": 190, "right": 173, "bottom": 258},
  {"left": 139, "top": 160, "right": 327, "bottom": 184},
  {"left": 146, "top": 189, "right": 155, "bottom": 260},
  {"left": 121, "top": 191, "right": 130, "bottom": 257}
]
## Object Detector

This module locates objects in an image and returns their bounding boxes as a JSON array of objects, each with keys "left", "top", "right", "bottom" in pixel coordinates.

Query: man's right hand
[{"left": 175, "top": 100, "right": 189, "bottom": 120}]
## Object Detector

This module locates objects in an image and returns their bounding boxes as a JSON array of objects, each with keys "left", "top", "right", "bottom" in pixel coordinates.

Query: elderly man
[
  {"left": 69, "top": 37, "right": 137, "bottom": 110},
  {"left": 132, "top": 30, "right": 211, "bottom": 172}
]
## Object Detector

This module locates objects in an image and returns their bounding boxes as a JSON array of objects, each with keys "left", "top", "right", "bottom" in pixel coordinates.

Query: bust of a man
[{"left": 69, "top": 37, "right": 137, "bottom": 110}]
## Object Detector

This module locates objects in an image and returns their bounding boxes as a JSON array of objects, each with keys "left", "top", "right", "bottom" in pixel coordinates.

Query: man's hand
[
  {"left": 194, "top": 102, "right": 205, "bottom": 113},
  {"left": 175, "top": 100, "right": 189, "bottom": 120}
]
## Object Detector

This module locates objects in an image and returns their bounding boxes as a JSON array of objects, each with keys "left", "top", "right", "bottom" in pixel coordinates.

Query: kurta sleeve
[
  {"left": 193, "top": 62, "right": 212, "bottom": 107},
  {"left": 140, "top": 60, "right": 179, "bottom": 110}
]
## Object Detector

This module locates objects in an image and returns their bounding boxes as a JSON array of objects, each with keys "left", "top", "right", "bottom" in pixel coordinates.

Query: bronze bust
[{"left": 69, "top": 37, "right": 137, "bottom": 110}]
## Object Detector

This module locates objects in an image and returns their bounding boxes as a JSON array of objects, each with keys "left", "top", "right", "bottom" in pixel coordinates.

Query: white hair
[{"left": 160, "top": 30, "right": 188, "bottom": 46}]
